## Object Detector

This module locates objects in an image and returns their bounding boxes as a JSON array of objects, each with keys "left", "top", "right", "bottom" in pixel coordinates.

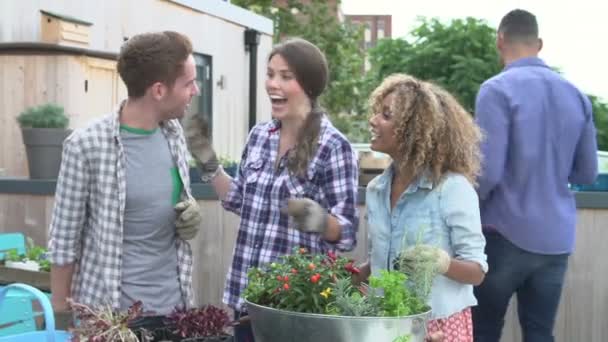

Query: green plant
[
  {"left": 365, "top": 17, "right": 502, "bottom": 113},
  {"left": 38, "top": 258, "right": 51, "bottom": 272},
  {"left": 393, "top": 335, "right": 412, "bottom": 342},
  {"left": 368, "top": 270, "right": 427, "bottom": 316},
  {"left": 326, "top": 278, "right": 381, "bottom": 317},
  {"left": 244, "top": 248, "right": 428, "bottom": 318},
  {"left": 244, "top": 248, "right": 359, "bottom": 313},
  {"left": 16, "top": 103, "right": 69, "bottom": 129},
  {"left": 26, "top": 246, "right": 46, "bottom": 261},
  {"left": 27, "top": 245, "right": 51, "bottom": 272},
  {"left": 590, "top": 95, "right": 608, "bottom": 151},
  {"left": 4, "top": 249, "right": 23, "bottom": 262},
  {"left": 4, "top": 244, "right": 51, "bottom": 272}
]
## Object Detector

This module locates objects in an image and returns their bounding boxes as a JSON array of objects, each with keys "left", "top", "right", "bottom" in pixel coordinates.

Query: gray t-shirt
[{"left": 119, "top": 125, "right": 183, "bottom": 315}]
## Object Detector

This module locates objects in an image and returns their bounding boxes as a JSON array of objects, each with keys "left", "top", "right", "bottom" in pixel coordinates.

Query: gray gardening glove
[
  {"left": 174, "top": 199, "right": 202, "bottom": 240},
  {"left": 398, "top": 244, "right": 451, "bottom": 275},
  {"left": 183, "top": 113, "right": 219, "bottom": 182},
  {"left": 282, "top": 198, "right": 328, "bottom": 234}
]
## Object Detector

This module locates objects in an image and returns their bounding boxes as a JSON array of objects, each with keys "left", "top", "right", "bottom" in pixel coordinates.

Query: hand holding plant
[
  {"left": 398, "top": 245, "right": 450, "bottom": 275},
  {"left": 394, "top": 244, "right": 447, "bottom": 303}
]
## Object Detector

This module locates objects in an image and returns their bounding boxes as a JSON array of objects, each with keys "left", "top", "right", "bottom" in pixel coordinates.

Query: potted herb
[
  {"left": 16, "top": 103, "right": 72, "bottom": 179},
  {"left": 243, "top": 248, "right": 431, "bottom": 342},
  {"left": 165, "top": 305, "right": 233, "bottom": 342}
]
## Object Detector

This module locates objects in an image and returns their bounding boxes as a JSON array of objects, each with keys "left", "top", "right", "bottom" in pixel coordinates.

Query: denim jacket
[{"left": 366, "top": 166, "right": 488, "bottom": 319}]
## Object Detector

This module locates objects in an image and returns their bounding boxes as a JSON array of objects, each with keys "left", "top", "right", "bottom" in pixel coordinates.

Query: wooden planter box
[{"left": 0, "top": 266, "right": 50, "bottom": 291}]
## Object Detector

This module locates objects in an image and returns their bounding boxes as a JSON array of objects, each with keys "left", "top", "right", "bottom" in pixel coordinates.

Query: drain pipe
[{"left": 244, "top": 28, "right": 260, "bottom": 131}]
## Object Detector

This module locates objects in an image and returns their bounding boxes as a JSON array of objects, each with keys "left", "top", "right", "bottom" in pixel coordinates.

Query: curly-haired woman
[{"left": 356, "top": 74, "right": 488, "bottom": 341}]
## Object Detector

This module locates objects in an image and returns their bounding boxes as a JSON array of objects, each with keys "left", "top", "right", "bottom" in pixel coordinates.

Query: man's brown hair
[{"left": 117, "top": 31, "right": 193, "bottom": 98}]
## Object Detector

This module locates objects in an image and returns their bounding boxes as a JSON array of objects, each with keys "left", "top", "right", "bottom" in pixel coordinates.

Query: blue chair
[
  {"left": 0, "top": 284, "right": 70, "bottom": 342},
  {"left": 0, "top": 233, "right": 26, "bottom": 261}
]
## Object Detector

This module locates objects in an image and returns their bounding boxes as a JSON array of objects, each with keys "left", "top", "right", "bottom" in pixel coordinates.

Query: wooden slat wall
[
  {"left": 1, "top": 195, "right": 606, "bottom": 341},
  {"left": 0, "top": 54, "right": 126, "bottom": 177}
]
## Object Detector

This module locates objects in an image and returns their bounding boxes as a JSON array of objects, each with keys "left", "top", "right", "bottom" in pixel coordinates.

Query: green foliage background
[{"left": 232, "top": 0, "right": 607, "bottom": 150}]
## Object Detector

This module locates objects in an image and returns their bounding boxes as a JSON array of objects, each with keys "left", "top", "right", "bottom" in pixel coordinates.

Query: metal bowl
[{"left": 245, "top": 300, "right": 431, "bottom": 342}]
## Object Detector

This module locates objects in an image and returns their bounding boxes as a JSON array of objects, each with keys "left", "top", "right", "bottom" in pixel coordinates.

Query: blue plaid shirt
[{"left": 222, "top": 116, "right": 359, "bottom": 311}]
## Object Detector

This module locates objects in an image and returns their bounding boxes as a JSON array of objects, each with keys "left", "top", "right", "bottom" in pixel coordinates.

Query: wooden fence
[{"left": 0, "top": 194, "right": 606, "bottom": 341}]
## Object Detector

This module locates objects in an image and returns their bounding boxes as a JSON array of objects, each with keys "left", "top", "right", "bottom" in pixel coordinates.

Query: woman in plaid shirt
[{"left": 186, "top": 38, "right": 359, "bottom": 342}]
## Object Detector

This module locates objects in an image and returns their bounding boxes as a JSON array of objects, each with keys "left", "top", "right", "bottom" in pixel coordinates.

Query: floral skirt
[{"left": 427, "top": 307, "right": 473, "bottom": 342}]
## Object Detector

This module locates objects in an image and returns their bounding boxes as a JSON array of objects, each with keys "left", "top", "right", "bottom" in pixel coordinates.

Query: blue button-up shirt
[
  {"left": 366, "top": 167, "right": 487, "bottom": 319},
  {"left": 475, "top": 57, "right": 598, "bottom": 254}
]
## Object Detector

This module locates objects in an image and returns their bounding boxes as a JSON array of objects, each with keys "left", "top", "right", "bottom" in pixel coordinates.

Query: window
[
  {"left": 377, "top": 19, "right": 385, "bottom": 39},
  {"left": 188, "top": 53, "right": 213, "bottom": 139}
]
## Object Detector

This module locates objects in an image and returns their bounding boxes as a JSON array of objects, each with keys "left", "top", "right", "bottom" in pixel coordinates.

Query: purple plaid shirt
[{"left": 222, "top": 116, "right": 359, "bottom": 311}]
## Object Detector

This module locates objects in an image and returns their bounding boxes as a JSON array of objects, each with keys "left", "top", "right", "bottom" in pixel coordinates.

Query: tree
[
  {"left": 590, "top": 95, "right": 608, "bottom": 151},
  {"left": 365, "top": 17, "right": 502, "bottom": 112},
  {"left": 365, "top": 17, "right": 608, "bottom": 150},
  {"left": 232, "top": 0, "right": 366, "bottom": 118}
]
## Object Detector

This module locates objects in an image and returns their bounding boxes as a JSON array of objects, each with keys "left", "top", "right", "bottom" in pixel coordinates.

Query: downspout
[{"left": 244, "top": 28, "right": 260, "bottom": 131}]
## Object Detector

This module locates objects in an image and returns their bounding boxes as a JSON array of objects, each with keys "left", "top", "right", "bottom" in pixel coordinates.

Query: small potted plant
[
  {"left": 243, "top": 248, "right": 432, "bottom": 342},
  {"left": 4, "top": 245, "right": 50, "bottom": 272},
  {"left": 4, "top": 249, "right": 40, "bottom": 271},
  {"left": 165, "top": 305, "right": 233, "bottom": 342},
  {"left": 16, "top": 103, "right": 72, "bottom": 179},
  {"left": 69, "top": 299, "right": 147, "bottom": 342}
]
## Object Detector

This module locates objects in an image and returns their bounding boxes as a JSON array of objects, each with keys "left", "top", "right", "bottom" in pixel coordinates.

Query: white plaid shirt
[{"left": 48, "top": 106, "right": 194, "bottom": 310}]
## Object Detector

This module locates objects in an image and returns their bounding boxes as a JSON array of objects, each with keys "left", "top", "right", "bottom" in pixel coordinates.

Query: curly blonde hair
[{"left": 368, "top": 74, "right": 482, "bottom": 185}]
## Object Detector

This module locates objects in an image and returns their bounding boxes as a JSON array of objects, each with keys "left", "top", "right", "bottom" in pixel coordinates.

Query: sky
[{"left": 342, "top": 0, "right": 608, "bottom": 99}]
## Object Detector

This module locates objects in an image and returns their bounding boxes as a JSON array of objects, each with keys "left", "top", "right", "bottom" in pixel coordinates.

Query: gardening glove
[
  {"left": 282, "top": 198, "right": 328, "bottom": 234},
  {"left": 183, "top": 113, "right": 220, "bottom": 182},
  {"left": 398, "top": 244, "right": 451, "bottom": 275},
  {"left": 174, "top": 199, "right": 202, "bottom": 240}
]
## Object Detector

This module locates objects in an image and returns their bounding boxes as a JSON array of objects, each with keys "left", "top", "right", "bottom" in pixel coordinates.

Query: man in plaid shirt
[{"left": 48, "top": 31, "right": 203, "bottom": 327}]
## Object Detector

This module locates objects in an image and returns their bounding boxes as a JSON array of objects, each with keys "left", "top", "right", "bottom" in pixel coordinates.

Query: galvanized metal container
[{"left": 245, "top": 300, "right": 431, "bottom": 342}]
